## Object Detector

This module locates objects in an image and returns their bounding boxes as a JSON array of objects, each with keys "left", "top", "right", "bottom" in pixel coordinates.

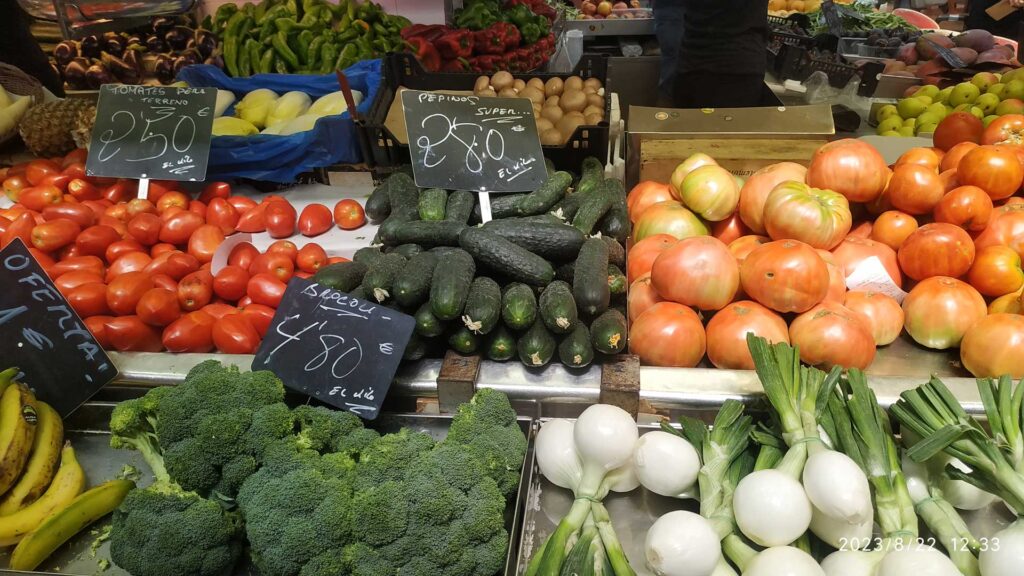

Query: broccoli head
[
  {"left": 299, "top": 543, "right": 396, "bottom": 576},
  {"left": 353, "top": 428, "right": 436, "bottom": 491},
  {"left": 444, "top": 388, "right": 527, "bottom": 496}
]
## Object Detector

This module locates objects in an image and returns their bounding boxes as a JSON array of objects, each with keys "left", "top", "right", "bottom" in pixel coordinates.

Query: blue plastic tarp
[{"left": 176, "top": 59, "right": 382, "bottom": 183}]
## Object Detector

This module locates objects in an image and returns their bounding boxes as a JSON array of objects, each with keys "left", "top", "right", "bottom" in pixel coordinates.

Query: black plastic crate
[
  {"left": 360, "top": 52, "right": 611, "bottom": 173},
  {"left": 767, "top": 29, "right": 817, "bottom": 75},
  {"left": 776, "top": 43, "right": 860, "bottom": 88}
]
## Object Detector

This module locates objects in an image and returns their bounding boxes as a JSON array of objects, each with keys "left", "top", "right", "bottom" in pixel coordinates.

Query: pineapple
[
  {"left": 72, "top": 104, "right": 96, "bottom": 150},
  {"left": 18, "top": 98, "right": 93, "bottom": 157}
]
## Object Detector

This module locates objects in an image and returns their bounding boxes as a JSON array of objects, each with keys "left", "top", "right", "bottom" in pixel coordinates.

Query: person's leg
[
  {"left": 653, "top": 3, "right": 684, "bottom": 103},
  {"left": 0, "top": 3, "right": 64, "bottom": 96},
  {"left": 673, "top": 72, "right": 767, "bottom": 108}
]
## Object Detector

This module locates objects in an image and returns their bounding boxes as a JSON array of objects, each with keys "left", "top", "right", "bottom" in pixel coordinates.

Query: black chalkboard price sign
[
  {"left": 401, "top": 89, "right": 546, "bottom": 193},
  {"left": 0, "top": 240, "right": 116, "bottom": 417},
  {"left": 251, "top": 278, "right": 415, "bottom": 419},
  {"left": 86, "top": 85, "right": 216, "bottom": 182}
]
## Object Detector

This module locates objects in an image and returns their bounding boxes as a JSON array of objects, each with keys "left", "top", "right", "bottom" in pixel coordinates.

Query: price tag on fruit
[
  {"left": 251, "top": 277, "right": 415, "bottom": 420},
  {"left": 401, "top": 89, "right": 546, "bottom": 194},
  {"left": 85, "top": 85, "right": 216, "bottom": 182},
  {"left": 0, "top": 239, "right": 116, "bottom": 416}
]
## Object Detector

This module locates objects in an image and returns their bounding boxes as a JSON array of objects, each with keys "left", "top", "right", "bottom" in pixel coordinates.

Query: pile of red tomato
[
  {"left": 0, "top": 149, "right": 366, "bottom": 355},
  {"left": 626, "top": 130, "right": 1024, "bottom": 379}
]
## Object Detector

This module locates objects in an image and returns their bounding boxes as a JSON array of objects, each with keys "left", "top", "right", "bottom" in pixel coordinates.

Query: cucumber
[
  {"left": 393, "top": 251, "right": 439, "bottom": 308},
  {"left": 591, "top": 309, "right": 627, "bottom": 355},
  {"left": 348, "top": 285, "right": 368, "bottom": 300},
  {"left": 516, "top": 213, "right": 566, "bottom": 224},
  {"left": 379, "top": 220, "right": 466, "bottom": 247},
  {"left": 608, "top": 264, "right": 627, "bottom": 296},
  {"left": 470, "top": 193, "right": 525, "bottom": 223},
  {"left": 545, "top": 157, "right": 556, "bottom": 175},
  {"left": 573, "top": 237, "right": 611, "bottom": 316},
  {"left": 445, "top": 190, "right": 475, "bottom": 223},
  {"left": 353, "top": 246, "right": 385, "bottom": 267},
  {"left": 480, "top": 219, "right": 585, "bottom": 261},
  {"left": 558, "top": 324, "right": 594, "bottom": 369},
  {"left": 462, "top": 277, "right": 501, "bottom": 335},
  {"left": 403, "top": 334, "right": 427, "bottom": 361},
  {"left": 418, "top": 188, "right": 448, "bottom": 221},
  {"left": 361, "top": 253, "right": 407, "bottom": 303},
  {"left": 448, "top": 326, "right": 479, "bottom": 355},
  {"left": 459, "top": 227, "right": 554, "bottom": 286},
  {"left": 516, "top": 171, "right": 572, "bottom": 216},
  {"left": 571, "top": 186, "right": 613, "bottom": 234},
  {"left": 365, "top": 181, "right": 391, "bottom": 222},
  {"left": 429, "top": 249, "right": 476, "bottom": 321},
  {"left": 599, "top": 181, "right": 630, "bottom": 243},
  {"left": 311, "top": 261, "right": 367, "bottom": 292},
  {"left": 551, "top": 192, "right": 583, "bottom": 222},
  {"left": 386, "top": 243, "right": 424, "bottom": 259},
  {"left": 576, "top": 156, "right": 604, "bottom": 196},
  {"left": 602, "top": 236, "right": 626, "bottom": 269},
  {"left": 485, "top": 325, "right": 516, "bottom": 362},
  {"left": 555, "top": 262, "right": 575, "bottom": 283},
  {"left": 517, "top": 319, "right": 556, "bottom": 368},
  {"left": 501, "top": 283, "right": 537, "bottom": 331},
  {"left": 387, "top": 172, "right": 420, "bottom": 221},
  {"left": 538, "top": 280, "right": 578, "bottom": 334},
  {"left": 414, "top": 301, "right": 446, "bottom": 337}
]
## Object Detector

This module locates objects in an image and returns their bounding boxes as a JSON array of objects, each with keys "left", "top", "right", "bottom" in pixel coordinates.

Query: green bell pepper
[
  {"left": 519, "top": 22, "right": 542, "bottom": 45},
  {"left": 273, "top": 31, "right": 301, "bottom": 70},
  {"left": 454, "top": 3, "right": 498, "bottom": 31}
]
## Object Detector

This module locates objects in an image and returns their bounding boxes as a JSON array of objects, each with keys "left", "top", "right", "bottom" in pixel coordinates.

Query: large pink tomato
[
  {"left": 902, "top": 276, "right": 987, "bottom": 350},
  {"left": 628, "top": 302, "right": 706, "bottom": 367},
  {"left": 651, "top": 236, "right": 739, "bottom": 310},
  {"left": 806, "top": 138, "right": 890, "bottom": 203},
  {"left": 844, "top": 291, "right": 904, "bottom": 346},
  {"left": 739, "top": 239, "right": 829, "bottom": 313},
  {"left": 739, "top": 162, "right": 808, "bottom": 234},
  {"left": 762, "top": 181, "right": 853, "bottom": 250},
  {"left": 679, "top": 165, "right": 741, "bottom": 222},
  {"left": 961, "top": 314, "right": 1024, "bottom": 377},
  {"left": 632, "top": 201, "right": 709, "bottom": 243},
  {"left": 974, "top": 204, "right": 1024, "bottom": 260},
  {"left": 789, "top": 301, "right": 877, "bottom": 370},
  {"left": 706, "top": 300, "right": 789, "bottom": 370}
]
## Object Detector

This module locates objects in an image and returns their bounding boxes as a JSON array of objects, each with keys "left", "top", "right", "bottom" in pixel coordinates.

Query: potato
[
  {"left": 557, "top": 115, "right": 585, "bottom": 139},
  {"left": 584, "top": 77, "right": 603, "bottom": 91},
  {"left": 585, "top": 113, "right": 603, "bottom": 126},
  {"left": 536, "top": 117, "right": 554, "bottom": 133},
  {"left": 586, "top": 93, "right": 605, "bottom": 109},
  {"left": 498, "top": 87, "right": 519, "bottom": 98},
  {"left": 545, "top": 95, "right": 560, "bottom": 108},
  {"left": 540, "top": 128, "right": 564, "bottom": 146},
  {"left": 520, "top": 86, "right": 545, "bottom": 105},
  {"left": 541, "top": 106, "right": 564, "bottom": 123},
  {"left": 513, "top": 79, "right": 527, "bottom": 92},
  {"left": 545, "top": 77, "right": 564, "bottom": 97},
  {"left": 583, "top": 105, "right": 604, "bottom": 119},
  {"left": 478, "top": 88, "right": 497, "bottom": 98},
  {"left": 527, "top": 78, "right": 545, "bottom": 91},
  {"left": 474, "top": 75, "right": 491, "bottom": 93},
  {"left": 564, "top": 76, "right": 584, "bottom": 92},
  {"left": 583, "top": 86, "right": 597, "bottom": 95},
  {"left": 560, "top": 90, "right": 587, "bottom": 113},
  {"left": 492, "top": 71, "right": 514, "bottom": 90}
]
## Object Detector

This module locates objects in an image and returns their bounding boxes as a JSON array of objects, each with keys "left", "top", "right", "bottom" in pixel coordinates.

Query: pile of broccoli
[{"left": 107, "top": 360, "right": 528, "bottom": 576}]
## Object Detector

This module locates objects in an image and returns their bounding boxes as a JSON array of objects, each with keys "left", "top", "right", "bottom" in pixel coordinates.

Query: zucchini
[
  {"left": 470, "top": 193, "right": 525, "bottom": 223},
  {"left": 458, "top": 227, "right": 554, "bottom": 286},
  {"left": 577, "top": 156, "right": 604, "bottom": 196},
  {"left": 403, "top": 334, "right": 427, "bottom": 361},
  {"left": 429, "top": 249, "right": 476, "bottom": 321},
  {"left": 501, "top": 283, "right": 538, "bottom": 331},
  {"left": 445, "top": 190, "right": 475, "bottom": 223},
  {"left": 485, "top": 325, "right": 516, "bottom": 362},
  {"left": 393, "top": 251, "right": 439, "bottom": 308},
  {"left": 591, "top": 309, "right": 627, "bottom": 355},
  {"left": 538, "top": 281, "right": 578, "bottom": 334},
  {"left": 602, "top": 236, "right": 626, "bottom": 269},
  {"left": 364, "top": 181, "right": 391, "bottom": 222},
  {"left": 386, "top": 243, "right": 424, "bottom": 259},
  {"left": 517, "top": 319, "right": 556, "bottom": 368},
  {"left": 608, "top": 264, "right": 627, "bottom": 296},
  {"left": 571, "top": 186, "right": 613, "bottom": 234},
  {"left": 480, "top": 219, "right": 585, "bottom": 262},
  {"left": 353, "top": 246, "right": 384, "bottom": 267},
  {"left": 379, "top": 220, "right": 466, "bottom": 247},
  {"left": 361, "top": 253, "right": 407, "bottom": 303},
  {"left": 462, "top": 277, "right": 501, "bottom": 335},
  {"left": 558, "top": 324, "right": 594, "bottom": 369},
  {"left": 311, "top": 261, "right": 367, "bottom": 293},
  {"left": 448, "top": 326, "right": 479, "bottom": 355},
  {"left": 414, "top": 301, "right": 446, "bottom": 338},
  {"left": 418, "top": 188, "right": 448, "bottom": 221},
  {"left": 573, "top": 237, "right": 611, "bottom": 317},
  {"left": 516, "top": 171, "right": 572, "bottom": 216}
]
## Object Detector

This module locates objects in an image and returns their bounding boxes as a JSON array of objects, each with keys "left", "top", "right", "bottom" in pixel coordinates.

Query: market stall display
[{"left": 572, "top": 1, "right": 649, "bottom": 20}]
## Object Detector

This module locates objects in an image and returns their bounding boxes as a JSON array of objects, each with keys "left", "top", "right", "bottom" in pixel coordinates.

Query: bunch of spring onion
[
  {"left": 892, "top": 375, "right": 1024, "bottom": 576},
  {"left": 526, "top": 404, "right": 640, "bottom": 576}
]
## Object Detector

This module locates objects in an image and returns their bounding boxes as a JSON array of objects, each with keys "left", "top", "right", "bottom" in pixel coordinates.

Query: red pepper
[
  {"left": 499, "top": 22, "right": 521, "bottom": 50},
  {"left": 471, "top": 55, "right": 503, "bottom": 74},
  {"left": 473, "top": 27, "right": 505, "bottom": 55},
  {"left": 434, "top": 29, "right": 475, "bottom": 60},
  {"left": 441, "top": 57, "right": 472, "bottom": 73},
  {"left": 406, "top": 37, "right": 442, "bottom": 72},
  {"left": 532, "top": 3, "right": 557, "bottom": 21},
  {"left": 401, "top": 24, "right": 451, "bottom": 43}
]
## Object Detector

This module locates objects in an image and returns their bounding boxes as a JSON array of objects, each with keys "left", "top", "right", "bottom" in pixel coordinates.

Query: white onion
[
  {"left": 803, "top": 449, "right": 873, "bottom": 524},
  {"left": 938, "top": 459, "right": 998, "bottom": 511},
  {"left": 573, "top": 404, "right": 639, "bottom": 473},
  {"left": 875, "top": 545, "right": 961, "bottom": 576},
  {"left": 633, "top": 431, "right": 701, "bottom": 498},
  {"left": 535, "top": 419, "right": 582, "bottom": 490},
  {"left": 979, "top": 519, "right": 1024, "bottom": 576},
  {"left": 644, "top": 510, "right": 721, "bottom": 576},
  {"left": 743, "top": 546, "right": 824, "bottom": 576},
  {"left": 820, "top": 550, "right": 883, "bottom": 576},
  {"left": 809, "top": 504, "right": 873, "bottom": 550},
  {"left": 606, "top": 459, "right": 640, "bottom": 493},
  {"left": 733, "top": 469, "right": 812, "bottom": 547}
]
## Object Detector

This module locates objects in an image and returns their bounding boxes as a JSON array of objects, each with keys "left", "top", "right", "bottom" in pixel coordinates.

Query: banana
[
  {"left": 8, "top": 478, "right": 134, "bottom": 571},
  {"left": 0, "top": 442, "right": 85, "bottom": 546},
  {"left": 0, "top": 367, "right": 19, "bottom": 397},
  {"left": 0, "top": 401, "right": 63, "bottom": 514},
  {"left": 0, "top": 383, "right": 39, "bottom": 496}
]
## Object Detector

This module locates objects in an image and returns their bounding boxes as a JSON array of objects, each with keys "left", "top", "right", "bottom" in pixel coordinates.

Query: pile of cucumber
[{"left": 312, "top": 157, "right": 630, "bottom": 369}]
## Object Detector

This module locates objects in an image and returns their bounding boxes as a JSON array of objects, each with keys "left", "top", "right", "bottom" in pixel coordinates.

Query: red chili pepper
[
  {"left": 401, "top": 24, "right": 450, "bottom": 43},
  {"left": 434, "top": 29, "right": 475, "bottom": 60},
  {"left": 406, "top": 37, "right": 442, "bottom": 72}
]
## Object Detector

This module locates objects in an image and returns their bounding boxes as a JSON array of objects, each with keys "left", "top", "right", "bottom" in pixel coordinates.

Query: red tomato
[
  {"left": 66, "top": 178, "right": 100, "bottom": 201},
  {"left": 247, "top": 273, "right": 287, "bottom": 307},
  {"left": 711, "top": 213, "right": 751, "bottom": 246},
  {"left": 40, "top": 173, "right": 71, "bottom": 194},
  {"left": 212, "top": 314, "right": 261, "bottom": 354},
  {"left": 25, "top": 159, "right": 60, "bottom": 186},
  {"left": 762, "top": 181, "right": 852, "bottom": 250},
  {"left": 145, "top": 180, "right": 178, "bottom": 203},
  {"left": 933, "top": 186, "right": 993, "bottom": 232},
  {"left": 236, "top": 202, "right": 267, "bottom": 233},
  {"left": 968, "top": 245, "right": 1024, "bottom": 297},
  {"left": 106, "top": 252, "right": 152, "bottom": 283},
  {"left": 651, "top": 236, "right": 738, "bottom": 310},
  {"left": 896, "top": 147, "right": 943, "bottom": 171},
  {"left": 228, "top": 242, "right": 260, "bottom": 270},
  {"left": 3, "top": 174, "right": 28, "bottom": 202},
  {"left": 982, "top": 114, "right": 1024, "bottom": 145},
  {"left": 201, "top": 303, "right": 239, "bottom": 320},
  {"left": 961, "top": 314, "right": 1024, "bottom": 377},
  {"left": 162, "top": 311, "right": 215, "bottom": 353},
  {"left": 266, "top": 240, "right": 298, "bottom": 261},
  {"left": 150, "top": 243, "right": 176, "bottom": 257},
  {"left": 728, "top": 235, "right": 770, "bottom": 262},
  {"left": 42, "top": 203, "right": 95, "bottom": 228},
  {"left": 85, "top": 315, "right": 113, "bottom": 349},
  {"left": 55, "top": 244, "right": 85, "bottom": 261},
  {"left": 898, "top": 223, "right": 976, "bottom": 281},
  {"left": 104, "top": 239, "right": 145, "bottom": 265},
  {"left": 627, "top": 181, "right": 676, "bottom": 224},
  {"left": 806, "top": 138, "right": 889, "bottom": 203},
  {"left": 974, "top": 205, "right": 1024, "bottom": 260},
  {"left": 31, "top": 219, "right": 80, "bottom": 252},
  {"left": 3, "top": 213, "right": 36, "bottom": 248},
  {"left": 127, "top": 212, "right": 162, "bottom": 246},
  {"left": 739, "top": 239, "right": 829, "bottom": 313},
  {"left": 151, "top": 273, "right": 177, "bottom": 291},
  {"left": 848, "top": 221, "right": 873, "bottom": 239},
  {"left": 198, "top": 182, "right": 232, "bottom": 203},
  {"left": 240, "top": 303, "right": 276, "bottom": 337},
  {"left": 189, "top": 200, "right": 207, "bottom": 219},
  {"left": 326, "top": 256, "right": 350, "bottom": 265},
  {"left": 136, "top": 288, "right": 181, "bottom": 326},
  {"left": 298, "top": 203, "right": 333, "bottom": 237},
  {"left": 296, "top": 243, "right": 328, "bottom": 273},
  {"left": 706, "top": 300, "right": 790, "bottom": 370},
  {"left": 632, "top": 201, "right": 709, "bottom": 243},
  {"left": 80, "top": 200, "right": 112, "bottom": 221},
  {"left": 933, "top": 112, "right": 984, "bottom": 151},
  {"left": 125, "top": 198, "right": 157, "bottom": 219},
  {"left": 886, "top": 164, "right": 945, "bottom": 215},
  {"left": 628, "top": 302, "right": 706, "bottom": 367},
  {"left": 178, "top": 270, "right": 214, "bottom": 312},
  {"left": 144, "top": 250, "right": 199, "bottom": 280},
  {"left": 903, "top": 276, "right": 987, "bottom": 349},
  {"left": 187, "top": 224, "right": 225, "bottom": 264},
  {"left": 63, "top": 148, "right": 88, "bottom": 166},
  {"left": 206, "top": 198, "right": 239, "bottom": 235},
  {"left": 74, "top": 224, "right": 120, "bottom": 258},
  {"left": 817, "top": 249, "right": 847, "bottom": 304},
  {"left": 19, "top": 185, "right": 63, "bottom": 212},
  {"left": 106, "top": 271, "right": 154, "bottom": 316},
  {"left": 159, "top": 211, "right": 205, "bottom": 245},
  {"left": 228, "top": 195, "right": 258, "bottom": 213},
  {"left": 104, "top": 316, "right": 163, "bottom": 352},
  {"left": 49, "top": 255, "right": 104, "bottom": 279},
  {"left": 102, "top": 180, "right": 135, "bottom": 204},
  {"left": 831, "top": 237, "right": 903, "bottom": 288},
  {"left": 55, "top": 270, "right": 104, "bottom": 296},
  {"left": 789, "top": 301, "right": 876, "bottom": 369},
  {"left": 213, "top": 265, "right": 250, "bottom": 301},
  {"left": 333, "top": 199, "right": 365, "bottom": 230},
  {"left": 627, "top": 273, "right": 663, "bottom": 323},
  {"left": 264, "top": 200, "right": 297, "bottom": 239},
  {"left": 941, "top": 142, "right": 979, "bottom": 172},
  {"left": 844, "top": 290, "right": 903, "bottom": 346},
  {"left": 96, "top": 216, "right": 127, "bottom": 238},
  {"left": 103, "top": 204, "right": 129, "bottom": 223},
  {"left": 156, "top": 191, "right": 190, "bottom": 215},
  {"left": 958, "top": 146, "right": 1024, "bottom": 200},
  {"left": 249, "top": 252, "right": 295, "bottom": 283}
]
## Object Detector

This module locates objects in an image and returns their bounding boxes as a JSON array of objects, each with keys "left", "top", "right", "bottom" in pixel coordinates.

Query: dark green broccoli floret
[
  {"left": 353, "top": 428, "right": 436, "bottom": 490},
  {"left": 444, "top": 388, "right": 527, "bottom": 496},
  {"left": 299, "top": 544, "right": 396, "bottom": 576},
  {"left": 336, "top": 427, "right": 381, "bottom": 458},
  {"left": 291, "top": 404, "right": 364, "bottom": 453},
  {"left": 350, "top": 481, "right": 409, "bottom": 547}
]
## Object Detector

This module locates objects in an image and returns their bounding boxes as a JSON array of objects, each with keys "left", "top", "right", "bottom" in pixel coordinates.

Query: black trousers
[{"left": 672, "top": 71, "right": 780, "bottom": 109}]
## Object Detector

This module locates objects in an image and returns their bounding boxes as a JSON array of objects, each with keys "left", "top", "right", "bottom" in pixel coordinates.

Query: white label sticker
[
  {"left": 210, "top": 232, "right": 253, "bottom": 275},
  {"left": 845, "top": 256, "right": 908, "bottom": 303}
]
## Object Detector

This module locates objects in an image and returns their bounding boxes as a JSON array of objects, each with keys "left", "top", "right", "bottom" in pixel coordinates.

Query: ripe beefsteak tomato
[
  {"left": 737, "top": 162, "right": 808, "bottom": 235},
  {"left": 974, "top": 204, "right": 1024, "bottom": 260},
  {"left": 940, "top": 142, "right": 979, "bottom": 172},
  {"left": 627, "top": 273, "right": 663, "bottom": 323},
  {"left": 789, "top": 302, "right": 876, "bottom": 370},
  {"left": 627, "top": 234, "right": 676, "bottom": 284},
  {"left": 669, "top": 153, "right": 718, "bottom": 199},
  {"left": 957, "top": 145, "right": 1024, "bottom": 200},
  {"left": 728, "top": 235, "right": 770, "bottom": 262},
  {"left": 739, "top": 239, "right": 829, "bottom": 313},
  {"left": 706, "top": 300, "right": 789, "bottom": 370},
  {"left": 897, "top": 223, "right": 976, "bottom": 281},
  {"left": 870, "top": 211, "right": 919, "bottom": 251},
  {"left": 961, "top": 314, "right": 1024, "bottom": 378},
  {"left": 844, "top": 291, "right": 904, "bottom": 346},
  {"left": 968, "top": 245, "right": 1024, "bottom": 297},
  {"left": 679, "top": 165, "right": 741, "bottom": 222},
  {"left": 981, "top": 114, "right": 1024, "bottom": 145},
  {"left": 627, "top": 181, "right": 675, "bottom": 223},
  {"left": 886, "top": 164, "right": 945, "bottom": 215},
  {"left": 806, "top": 139, "right": 889, "bottom": 203},
  {"left": 933, "top": 185, "right": 993, "bottom": 231},
  {"left": 831, "top": 237, "right": 903, "bottom": 289},
  {"left": 762, "top": 181, "right": 852, "bottom": 250},
  {"left": 903, "top": 276, "right": 986, "bottom": 350},
  {"left": 651, "top": 236, "right": 738, "bottom": 310},
  {"left": 628, "top": 302, "right": 706, "bottom": 367},
  {"left": 632, "top": 201, "right": 708, "bottom": 243},
  {"left": 932, "top": 112, "right": 984, "bottom": 151}
]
